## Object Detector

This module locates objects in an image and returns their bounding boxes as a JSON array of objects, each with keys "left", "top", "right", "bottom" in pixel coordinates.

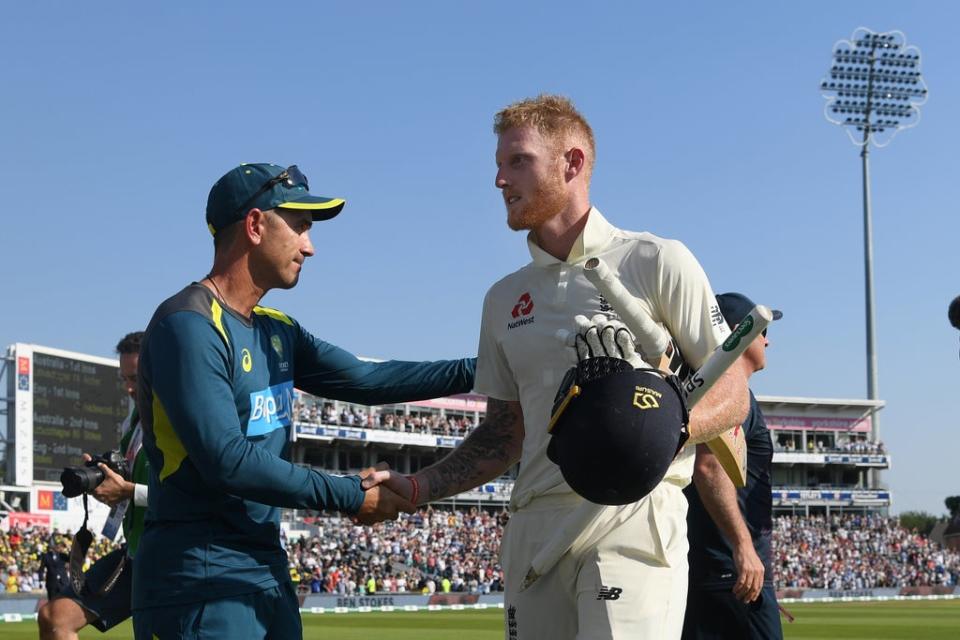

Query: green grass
[
  {"left": 781, "top": 600, "right": 960, "bottom": 639},
  {"left": 1, "top": 599, "right": 958, "bottom": 638}
]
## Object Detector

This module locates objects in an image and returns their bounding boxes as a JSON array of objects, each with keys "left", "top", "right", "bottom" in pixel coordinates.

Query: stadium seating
[{"left": 1, "top": 511, "right": 956, "bottom": 594}]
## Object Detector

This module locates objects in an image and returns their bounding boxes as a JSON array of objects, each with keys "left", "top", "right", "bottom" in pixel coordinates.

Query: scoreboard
[{"left": 6, "top": 344, "right": 129, "bottom": 485}]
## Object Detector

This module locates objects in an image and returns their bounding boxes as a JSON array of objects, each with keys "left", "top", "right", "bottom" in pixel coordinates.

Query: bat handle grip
[{"left": 583, "top": 257, "right": 669, "bottom": 360}]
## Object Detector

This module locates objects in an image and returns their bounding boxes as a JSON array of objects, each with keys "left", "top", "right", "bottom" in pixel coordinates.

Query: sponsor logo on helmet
[{"left": 632, "top": 386, "right": 662, "bottom": 410}]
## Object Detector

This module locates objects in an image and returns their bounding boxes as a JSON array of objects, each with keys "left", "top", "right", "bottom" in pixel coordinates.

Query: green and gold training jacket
[{"left": 133, "top": 283, "right": 475, "bottom": 609}]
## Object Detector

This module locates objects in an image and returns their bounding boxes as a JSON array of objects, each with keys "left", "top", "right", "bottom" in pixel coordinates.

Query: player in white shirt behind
[{"left": 373, "top": 95, "right": 750, "bottom": 639}]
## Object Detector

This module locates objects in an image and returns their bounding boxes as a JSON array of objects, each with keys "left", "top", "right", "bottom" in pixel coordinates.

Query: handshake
[
  {"left": 354, "top": 313, "right": 648, "bottom": 523},
  {"left": 354, "top": 462, "right": 424, "bottom": 525}
]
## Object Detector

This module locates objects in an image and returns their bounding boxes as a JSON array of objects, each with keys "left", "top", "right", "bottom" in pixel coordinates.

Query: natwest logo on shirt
[
  {"left": 508, "top": 292, "right": 535, "bottom": 330},
  {"left": 511, "top": 293, "right": 534, "bottom": 318}
]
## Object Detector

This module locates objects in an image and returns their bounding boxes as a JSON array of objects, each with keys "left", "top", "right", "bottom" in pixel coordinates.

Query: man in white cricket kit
[{"left": 375, "top": 95, "right": 749, "bottom": 638}]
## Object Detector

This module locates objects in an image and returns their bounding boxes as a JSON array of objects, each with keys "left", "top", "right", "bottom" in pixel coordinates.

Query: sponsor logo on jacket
[{"left": 248, "top": 380, "right": 294, "bottom": 436}]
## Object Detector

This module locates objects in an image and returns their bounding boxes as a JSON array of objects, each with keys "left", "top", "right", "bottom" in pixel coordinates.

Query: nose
[
  {"left": 495, "top": 168, "right": 508, "bottom": 189},
  {"left": 301, "top": 230, "right": 315, "bottom": 258}
]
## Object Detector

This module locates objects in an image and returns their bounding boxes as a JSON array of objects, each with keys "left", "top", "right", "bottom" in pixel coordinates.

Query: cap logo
[{"left": 633, "top": 386, "right": 662, "bottom": 410}]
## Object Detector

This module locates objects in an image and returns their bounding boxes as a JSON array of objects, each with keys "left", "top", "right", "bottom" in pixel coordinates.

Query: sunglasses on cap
[{"left": 233, "top": 165, "right": 310, "bottom": 218}]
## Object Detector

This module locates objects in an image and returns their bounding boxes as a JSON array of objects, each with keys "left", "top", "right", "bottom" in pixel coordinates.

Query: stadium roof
[{"left": 757, "top": 395, "right": 885, "bottom": 410}]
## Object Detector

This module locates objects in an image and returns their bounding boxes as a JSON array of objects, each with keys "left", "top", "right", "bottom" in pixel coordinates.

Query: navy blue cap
[
  {"left": 949, "top": 295, "right": 960, "bottom": 330},
  {"left": 205, "top": 163, "right": 345, "bottom": 236},
  {"left": 717, "top": 292, "right": 782, "bottom": 329}
]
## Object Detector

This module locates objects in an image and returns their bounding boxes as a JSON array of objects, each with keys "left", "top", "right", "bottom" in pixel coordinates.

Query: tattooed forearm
[{"left": 422, "top": 398, "right": 524, "bottom": 501}]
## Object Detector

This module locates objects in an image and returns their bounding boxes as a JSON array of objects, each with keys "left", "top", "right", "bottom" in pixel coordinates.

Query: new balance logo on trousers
[{"left": 597, "top": 586, "right": 623, "bottom": 601}]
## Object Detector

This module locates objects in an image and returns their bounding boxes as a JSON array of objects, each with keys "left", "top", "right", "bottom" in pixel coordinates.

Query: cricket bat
[
  {"left": 520, "top": 258, "right": 771, "bottom": 591},
  {"left": 583, "top": 256, "right": 766, "bottom": 487}
]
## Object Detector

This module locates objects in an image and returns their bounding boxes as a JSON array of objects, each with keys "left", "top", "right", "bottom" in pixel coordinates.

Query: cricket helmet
[{"left": 547, "top": 358, "right": 689, "bottom": 505}]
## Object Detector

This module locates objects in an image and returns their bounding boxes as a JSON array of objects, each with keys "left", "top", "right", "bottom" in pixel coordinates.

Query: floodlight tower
[{"left": 820, "top": 28, "right": 927, "bottom": 445}]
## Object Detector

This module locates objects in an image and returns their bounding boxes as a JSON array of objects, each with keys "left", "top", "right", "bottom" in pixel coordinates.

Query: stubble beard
[{"left": 506, "top": 172, "right": 568, "bottom": 231}]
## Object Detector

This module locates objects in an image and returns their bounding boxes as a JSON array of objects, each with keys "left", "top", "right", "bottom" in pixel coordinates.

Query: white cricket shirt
[{"left": 475, "top": 208, "right": 730, "bottom": 511}]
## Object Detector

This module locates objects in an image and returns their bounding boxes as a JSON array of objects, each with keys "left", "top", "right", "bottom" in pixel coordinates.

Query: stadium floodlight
[
  {"left": 820, "top": 27, "right": 928, "bottom": 443},
  {"left": 821, "top": 28, "right": 928, "bottom": 147}
]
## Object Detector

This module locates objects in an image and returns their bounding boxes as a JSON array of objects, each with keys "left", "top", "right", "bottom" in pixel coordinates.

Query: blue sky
[{"left": 2, "top": 2, "right": 957, "bottom": 515}]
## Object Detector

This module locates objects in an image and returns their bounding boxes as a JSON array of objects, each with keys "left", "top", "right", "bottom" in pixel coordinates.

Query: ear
[
  {"left": 245, "top": 209, "right": 268, "bottom": 246},
  {"left": 564, "top": 147, "right": 586, "bottom": 181}
]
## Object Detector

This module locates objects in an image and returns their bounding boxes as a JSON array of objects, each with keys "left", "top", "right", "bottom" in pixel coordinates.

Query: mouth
[{"left": 505, "top": 195, "right": 521, "bottom": 206}]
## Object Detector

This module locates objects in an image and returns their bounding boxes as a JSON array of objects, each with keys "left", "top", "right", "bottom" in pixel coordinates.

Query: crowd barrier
[
  {"left": 777, "top": 585, "right": 957, "bottom": 603},
  {"left": 2, "top": 586, "right": 957, "bottom": 623}
]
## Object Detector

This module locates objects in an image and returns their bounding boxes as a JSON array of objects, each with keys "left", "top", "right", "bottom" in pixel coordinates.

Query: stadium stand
[
  {"left": 2, "top": 511, "right": 956, "bottom": 595},
  {"left": 0, "top": 528, "right": 114, "bottom": 593},
  {"left": 285, "top": 507, "right": 506, "bottom": 595},
  {"left": 775, "top": 514, "right": 959, "bottom": 589}
]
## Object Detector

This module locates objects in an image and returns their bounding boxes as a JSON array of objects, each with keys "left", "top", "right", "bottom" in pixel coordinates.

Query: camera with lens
[{"left": 60, "top": 451, "right": 130, "bottom": 498}]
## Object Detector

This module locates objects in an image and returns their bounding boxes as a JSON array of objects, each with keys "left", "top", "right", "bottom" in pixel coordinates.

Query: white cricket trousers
[{"left": 501, "top": 481, "right": 690, "bottom": 639}]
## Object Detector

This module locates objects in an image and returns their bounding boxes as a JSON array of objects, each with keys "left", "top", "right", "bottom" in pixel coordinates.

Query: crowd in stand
[
  {"left": 292, "top": 396, "right": 900, "bottom": 455},
  {"left": 286, "top": 508, "right": 506, "bottom": 595},
  {"left": 775, "top": 439, "right": 886, "bottom": 455},
  {"left": 775, "top": 513, "right": 959, "bottom": 590},
  {"left": 0, "top": 527, "right": 114, "bottom": 594},
  {"left": 292, "top": 396, "right": 477, "bottom": 438},
  {"left": 1, "top": 510, "right": 957, "bottom": 596}
]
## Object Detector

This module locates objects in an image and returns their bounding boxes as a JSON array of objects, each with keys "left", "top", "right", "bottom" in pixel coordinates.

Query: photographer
[{"left": 39, "top": 331, "right": 148, "bottom": 640}]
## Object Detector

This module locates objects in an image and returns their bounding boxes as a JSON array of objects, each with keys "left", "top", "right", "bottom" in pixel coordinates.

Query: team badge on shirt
[{"left": 598, "top": 294, "right": 615, "bottom": 316}]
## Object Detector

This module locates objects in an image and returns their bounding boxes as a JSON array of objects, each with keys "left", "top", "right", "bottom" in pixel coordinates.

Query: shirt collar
[{"left": 527, "top": 207, "right": 616, "bottom": 266}]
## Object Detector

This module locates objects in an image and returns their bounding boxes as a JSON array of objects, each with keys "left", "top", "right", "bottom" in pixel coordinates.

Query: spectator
[
  {"left": 38, "top": 537, "right": 70, "bottom": 601},
  {"left": 774, "top": 513, "right": 960, "bottom": 589},
  {"left": 2, "top": 510, "right": 956, "bottom": 598}
]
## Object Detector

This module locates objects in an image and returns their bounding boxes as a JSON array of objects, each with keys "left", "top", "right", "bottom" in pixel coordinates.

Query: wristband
[{"left": 407, "top": 475, "right": 420, "bottom": 505}]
